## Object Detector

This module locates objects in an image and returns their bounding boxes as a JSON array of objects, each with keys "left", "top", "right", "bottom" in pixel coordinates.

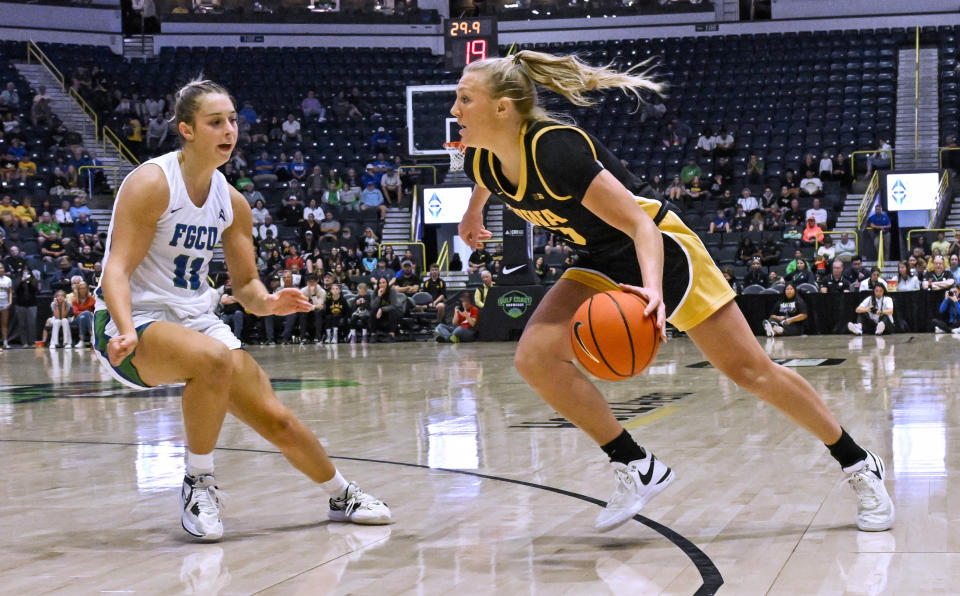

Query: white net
[{"left": 444, "top": 142, "right": 466, "bottom": 173}]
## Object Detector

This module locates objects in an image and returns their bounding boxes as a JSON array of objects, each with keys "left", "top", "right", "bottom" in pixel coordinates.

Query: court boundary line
[{"left": 0, "top": 438, "right": 724, "bottom": 595}]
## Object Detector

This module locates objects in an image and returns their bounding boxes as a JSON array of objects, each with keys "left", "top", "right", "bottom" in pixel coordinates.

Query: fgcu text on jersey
[{"left": 169, "top": 224, "right": 219, "bottom": 251}]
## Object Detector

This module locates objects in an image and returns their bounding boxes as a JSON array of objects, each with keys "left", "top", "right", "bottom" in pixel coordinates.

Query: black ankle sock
[
  {"left": 826, "top": 428, "right": 868, "bottom": 469},
  {"left": 601, "top": 429, "right": 647, "bottom": 464}
]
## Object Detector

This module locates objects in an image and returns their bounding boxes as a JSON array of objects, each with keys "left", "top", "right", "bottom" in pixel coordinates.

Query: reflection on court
[{"left": 0, "top": 334, "right": 957, "bottom": 594}]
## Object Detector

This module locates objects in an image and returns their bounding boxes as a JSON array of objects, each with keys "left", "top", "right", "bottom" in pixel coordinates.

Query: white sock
[
  {"left": 320, "top": 470, "right": 349, "bottom": 498},
  {"left": 186, "top": 450, "right": 215, "bottom": 477}
]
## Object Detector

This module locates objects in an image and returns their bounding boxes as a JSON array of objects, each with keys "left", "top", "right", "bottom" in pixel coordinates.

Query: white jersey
[
  {"left": 0, "top": 275, "right": 10, "bottom": 308},
  {"left": 96, "top": 151, "right": 234, "bottom": 319}
]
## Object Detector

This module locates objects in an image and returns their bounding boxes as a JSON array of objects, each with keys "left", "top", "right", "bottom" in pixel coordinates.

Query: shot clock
[{"left": 443, "top": 17, "right": 498, "bottom": 69}]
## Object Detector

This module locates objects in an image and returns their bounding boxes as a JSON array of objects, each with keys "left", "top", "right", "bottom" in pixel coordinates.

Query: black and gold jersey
[{"left": 464, "top": 120, "right": 647, "bottom": 253}]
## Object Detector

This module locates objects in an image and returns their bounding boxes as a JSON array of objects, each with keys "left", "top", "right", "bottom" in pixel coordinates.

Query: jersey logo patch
[
  {"left": 170, "top": 207, "right": 183, "bottom": 214},
  {"left": 532, "top": 193, "right": 546, "bottom": 201},
  {"left": 218, "top": 209, "right": 226, "bottom": 221}
]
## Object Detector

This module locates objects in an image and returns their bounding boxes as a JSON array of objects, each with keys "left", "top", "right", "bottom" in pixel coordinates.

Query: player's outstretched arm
[
  {"left": 582, "top": 170, "right": 667, "bottom": 339},
  {"left": 101, "top": 164, "right": 168, "bottom": 365},
  {"left": 223, "top": 188, "right": 311, "bottom": 317},
  {"left": 458, "top": 185, "right": 493, "bottom": 249}
]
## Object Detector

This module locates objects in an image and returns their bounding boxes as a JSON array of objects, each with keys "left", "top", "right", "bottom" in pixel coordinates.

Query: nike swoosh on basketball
[
  {"left": 170, "top": 207, "right": 183, "bottom": 213},
  {"left": 637, "top": 456, "right": 656, "bottom": 485},
  {"left": 503, "top": 264, "right": 526, "bottom": 274}
]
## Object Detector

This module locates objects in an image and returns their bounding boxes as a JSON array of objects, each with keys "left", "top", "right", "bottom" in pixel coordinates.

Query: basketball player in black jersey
[{"left": 453, "top": 51, "right": 893, "bottom": 533}]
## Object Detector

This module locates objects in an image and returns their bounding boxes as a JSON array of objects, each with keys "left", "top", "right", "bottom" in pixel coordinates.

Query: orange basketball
[{"left": 570, "top": 290, "right": 660, "bottom": 381}]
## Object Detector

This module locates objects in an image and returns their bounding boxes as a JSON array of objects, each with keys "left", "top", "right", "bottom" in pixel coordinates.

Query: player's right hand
[
  {"left": 459, "top": 210, "right": 493, "bottom": 249},
  {"left": 107, "top": 332, "right": 138, "bottom": 367},
  {"left": 268, "top": 288, "right": 313, "bottom": 316}
]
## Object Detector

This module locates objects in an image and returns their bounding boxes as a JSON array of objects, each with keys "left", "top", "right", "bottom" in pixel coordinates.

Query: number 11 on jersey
[{"left": 173, "top": 254, "right": 204, "bottom": 290}]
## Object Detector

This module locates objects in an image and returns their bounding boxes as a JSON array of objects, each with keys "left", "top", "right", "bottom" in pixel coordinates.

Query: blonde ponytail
[
  {"left": 463, "top": 50, "right": 662, "bottom": 124},
  {"left": 514, "top": 50, "right": 662, "bottom": 106}
]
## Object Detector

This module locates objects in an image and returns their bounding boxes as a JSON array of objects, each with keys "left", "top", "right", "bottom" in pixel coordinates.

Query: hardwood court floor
[{"left": 0, "top": 333, "right": 957, "bottom": 595}]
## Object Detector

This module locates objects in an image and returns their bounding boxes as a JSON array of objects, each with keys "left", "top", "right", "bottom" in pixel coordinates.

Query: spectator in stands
[
  {"left": 695, "top": 128, "right": 715, "bottom": 156},
  {"left": 41, "top": 234, "right": 67, "bottom": 262},
  {"left": 323, "top": 283, "right": 351, "bottom": 343},
  {"left": 278, "top": 195, "right": 302, "bottom": 229},
  {"left": 706, "top": 173, "right": 726, "bottom": 200},
  {"left": 721, "top": 267, "right": 742, "bottom": 294},
  {"left": 381, "top": 168, "right": 402, "bottom": 206},
  {"left": 282, "top": 114, "right": 302, "bottom": 145},
  {"left": 666, "top": 175, "right": 685, "bottom": 202},
  {"left": 306, "top": 165, "right": 326, "bottom": 201},
  {"left": 360, "top": 181, "right": 387, "bottom": 220},
  {"left": 340, "top": 183, "right": 361, "bottom": 212},
  {"left": 737, "top": 188, "right": 759, "bottom": 214},
  {"left": 339, "top": 228, "right": 360, "bottom": 254},
  {"left": 285, "top": 246, "right": 305, "bottom": 272},
  {"left": 684, "top": 176, "right": 703, "bottom": 203},
  {"left": 319, "top": 211, "right": 341, "bottom": 242},
  {"left": 346, "top": 282, "right": 371, "bottom": 342},
  {"left": 865, "top": 138, "right": 892, "bottom": 178},
  {"left": 842, "top": 255, "right": 867, "bottom": 290},
  {"left": 914, "top": 235, "right": 930, "bottom": 258},
  {"left": 13, "top": 197, "right": 35, "bottom": 227},
  {"left": 932, "top": 231, "right": 951, "bottom": 256},
  {"left": 820, "top": 260, "right": 852, "bottom": 293},
  {"left": 747, "top": 211, "right": 765, "bottom": 232},
  {"left": 74, "top": 212, "right": 97, "bottom": 237},
  {"left": 370, "top": 127, "right": 393, "bottom": 154},
  {"left": 950, "top": 254, "right": 960, "bottom": 279},
  {"left": 435, "top": 292, "right": 479, "bottom": 343},
  {"left": 290, "top": 151, "right": 308, "bottom": 182},
  {"left": 253, "top": 151, "right": 277, "bottom": 183},
  {"left": 301, "top": 91, "right": 325, "bottom": 121},
  {"left": 923, "top": 255, "right": 955, "bottom": 291},
  {"left": 361, "top": 227, "right": 379, "bottom": 253},
  {"left": 302, "top": 198, "right": 322, "bottom": 224},
  {"left": 835, "top": 232, "right": 856, "bottom": 263},
  {"left": 895, "top": 261, "right": 921, "bottom": 291},
  {"left": 802, "top": 217, "right": 824, "bottom": 245},
  {"left": 763, "top": 206, "right": 784, "bottom": 232},
  {"left": 297, "top": 273, "right": 326, "bottom": 343},
  {"left": 257, "top": 214, "right": 278, "bottom": 242},
  {"left": 832, "top": 153, "right": 852, "bottom": 188},
  {"left": 782, "top": 170, "right": 800, "bottom": 196},
  {"left": 804, "top": 198, "right": 828, "bottom": 228},
  {"left": 468, "top": 244, "right": 491, "bottom": 273},
  {"left": 747, "top": 154, "right": 765, "bottom": 185},
  {"left": 860, "top": 267, "right": 887, "bottom": 294},
  {"left": 715, "top": 128, "right": 735, "bottom": 157},
  {"left": 738, "top": 236, "right": 762, "bottom": 263},
  {"left": 419, "top": 263, "right": 447, "bottom": 323},
  {"left": 370, "top": 277, "right": 399, "bottom": 341},
  {"left": 849, "top": 283, "right": 893, "bottom": 336},
  {"left": 932, "top": 287, "right": 960, "bottom": 333},
  {"left": 1, "top": 83, "right": 20, "bottom": 111},
  {"left": 34, "top": 212, "right": 60, "bottom": 250},
  {"left": 762, "top": 283, "right": 808, "bottom": 338},
  {"left": 785, "top": 258, "right": 815, "bottom": 286},
  {"left": 708, "top": 209, "right": 730, "bottom": 234},
  {"left": 322, "top": 179, "right": 341, "bottom": 209},
  {"left": 731, "top": 204, "right": 749, "bottom": 233},
  {"left": 799, "top": 170, "right": 823, "bottom": 198},
  {"left": 263, "top": 271, "right": 299, "bottom": 345},
  {"left": 12, "top": 268, "right": 38, "bottom": 347},
  {"left": 250, "top": 199, "right": 269, "bottom": 227},
  {"left": 474, "top": 270, "right": 494, "bottom": 308},
  {"left": 217, "top": 279, "right": 245, "bottom": 343},
  {"left": 759, "top": 186, "right": 776, "bottom": 209},
  {"left": 814, "top": 235, "right": 835, "bottom": 273},
  {"left": 679, "top": 159, "right": 701, "bottom": 186},
  {"left": 393, "top": 260, "right": 421, "bottom": 295},
  {"left": 333, "top": 91, "right": 363, "bottom": 121},
  {"left": 863, "top": 203, "right": 891, "bottom": 259},
  {"left": 818, "top": 151, "right": 834, "bottom": 180},
  {"left": 53, "top": 199, "right": 73, "bottom": 226},
  {"left": 145, "top": 114, "right": 168, "bottom": 153},
  {"left": 274, "top": 153, "right": 292, "bottom": 182}
]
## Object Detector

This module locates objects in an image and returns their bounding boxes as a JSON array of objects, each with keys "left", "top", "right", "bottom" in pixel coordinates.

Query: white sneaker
[
  {"left": 329, "top": 483, "right": 392, "bottom": 525},
  {"left": 180, "top": 474, "right": 225, "bottom": 541},
  {"left": 595, "top": 451, "right": 675, "bottom": 532},
  {"left": 844, "top": 451, "right": 895, "bottom": 532},
  {"left": 952, "top": 327, "right": 960, "bottom": 335},
  {"left": 848, "top": 322, "right": 863, "bottom": 335},
  {"left": 762, "top": 320, "right": 774, "bottom": 337},
  {"left": 771, "top": 324, "right": 784, "bottom": 335},
  {"left": 75, "top": 340, "right": 87, "bottom": 348},
  {"left": 875, "top": 321, "right": 885, "bottom": 336},
  {"left": 934, "top": 325, "right": 946, "bottom": 334}
]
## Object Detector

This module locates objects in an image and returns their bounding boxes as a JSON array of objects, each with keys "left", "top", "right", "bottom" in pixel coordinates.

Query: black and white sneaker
[
  {"left": 329, "top": 482, "right": 392, "bottom": 525},
  {"left": 595, "top": 451, "right": 675, "bottom": 532},
  {"left": 844, "top": 451, "right": 895, "bottom": 531},
  {"left": 180, "top": 474, "right": 225, "bottom": 541}
]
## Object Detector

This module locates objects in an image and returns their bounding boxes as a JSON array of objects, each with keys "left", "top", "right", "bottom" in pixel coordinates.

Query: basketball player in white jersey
[{"left": 95, "top": 80, "right": 390, "bottom": 541}]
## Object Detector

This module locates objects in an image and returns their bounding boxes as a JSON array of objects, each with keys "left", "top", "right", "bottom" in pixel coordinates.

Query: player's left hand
[
  {"left": 618, "top": 283, "right": 667, "bottom": 342},
  {"left": 267, "top": 288, "right": 313, "bottom": 316}
]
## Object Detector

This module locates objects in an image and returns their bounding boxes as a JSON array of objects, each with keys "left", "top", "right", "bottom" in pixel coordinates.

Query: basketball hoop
[{"left": 443, "top": 141, "right": 466, "bottom": 173}]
